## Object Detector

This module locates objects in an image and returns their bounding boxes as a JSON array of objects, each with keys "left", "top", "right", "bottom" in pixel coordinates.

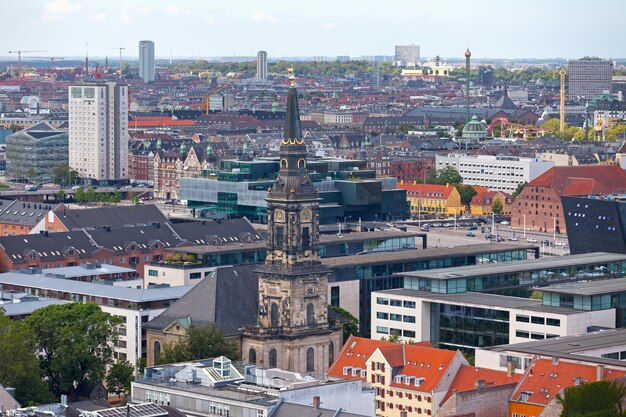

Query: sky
[{"left": 1, "top": 0, "right": 624, "bottom": 60}]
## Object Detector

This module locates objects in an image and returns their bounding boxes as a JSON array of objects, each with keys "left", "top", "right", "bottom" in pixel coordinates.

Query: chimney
[
  {"left": 507, "top": 360, "right": 515, "bottom": 377},
  {"left": 400, "top": 412, "right": 408, "bottom": 417},
  {"left": 474, "top": 379, "right": 486, "bottom": 390},
  {"left": 597, "top": 365, "right": 604, "bottom": 381},
  {"left": 312, "top": 396, "right": 320, "bottom": 410}
]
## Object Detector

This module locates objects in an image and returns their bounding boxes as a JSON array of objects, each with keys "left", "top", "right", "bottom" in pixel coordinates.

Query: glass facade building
[{"left": 6, "top": 122, "right": 68, "bottom": 182}]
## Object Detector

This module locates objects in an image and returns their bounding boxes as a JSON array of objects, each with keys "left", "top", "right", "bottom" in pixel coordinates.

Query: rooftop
[
  {"left": 402, "top": 252, "right": 626, "bottom": 280},
  {"left": 377, "top": 289, "right": 583, "bottom": 315},
  {"left": 0, "top": 272, "right": 192, "bottom": 303},
  {"left": 541, "top": 277, "right": 626, "bottom": 296},
  {"left": 40, "top": 263, "right": 136, "bottom": 278},
  {"left": 321, "top": 243, "right": 537, "bottom": 268}
]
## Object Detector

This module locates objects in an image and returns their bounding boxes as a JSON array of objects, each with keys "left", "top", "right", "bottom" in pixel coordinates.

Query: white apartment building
[
  {"left": 371, "top": 289, "right": 615, "bottom": 353},
  {"left": 68, "top": 82, "right": 129, "bottom": 181},
  {"left": 139, "top": 40, "right": 155, "bottom": 82},
  {"left": 435, "top": 154, "right": 554, "bottom": 193}
]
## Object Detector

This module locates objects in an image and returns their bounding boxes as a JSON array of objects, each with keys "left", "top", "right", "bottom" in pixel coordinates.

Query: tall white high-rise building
[
  {"left": 139, "top": 40, "right": 155, "bottom": 82},
  {"left": 257, "top": 50, "right": 267, "bottom": 80},
  {"left": 68, "top": 82, "right": 129, "bottom": 181}
]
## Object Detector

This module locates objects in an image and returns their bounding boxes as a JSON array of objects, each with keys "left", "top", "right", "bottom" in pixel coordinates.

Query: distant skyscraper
[
  {"left": 257, "top": 50, "right": 267, "bottom": 80},
  {"left": 568, "top": 57, "right": 612, "bottom": 100},
  {"left": 139, "top": 40, "right": 155, "bottom": 82},
  {"left": 68, "top": 82, "right": 129, "bottom": 181},
  {"left": 394, "top": 44, "right": 420, "bottom": 66}
]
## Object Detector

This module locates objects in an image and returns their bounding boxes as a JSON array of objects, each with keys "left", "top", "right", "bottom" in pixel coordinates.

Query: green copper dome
[{"left": 462, "top": 115, "right": 487, "bottom": 139}]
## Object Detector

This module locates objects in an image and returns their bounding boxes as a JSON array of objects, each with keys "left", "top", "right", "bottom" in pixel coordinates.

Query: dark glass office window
[{"left": 330, "top": 286, "right": 340, "bottom": 306}]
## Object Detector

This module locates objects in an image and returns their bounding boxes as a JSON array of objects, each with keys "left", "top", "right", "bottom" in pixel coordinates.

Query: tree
[
  {"left": 557, "top": 379, "right": 626, "bottom": 417},
  {"left": 380, "top": 333, "right": 402, "bottom": 343},
  {"left": 0, "top": 309, "right": 53, "bottom": 405},
  {"left": 51, "top": 164, "right": 70, "bottom": 185},
  {"left": 157, "top": 324, "right": 239, "bottom": 365},
  {"left": 57, "top": 189, "right": 65, "bottom": 202},
  {"left": 74, "top": 187, "right": 85, "bottom": 203},
  {"left": 106, "top": 360, "right": 135, "bottom": 398},
  {"left": 491, "top": 197, "right": 504, "bottom": 214},
  {"left": 85, "top": 187, "right": 96, "bottom": 203},
  {"left": 111, "top": 190, "right": 122, "bottom": 204},
  {"left": 26, "top": 303, "right": 121, "bottom": 400},
  {"left": 435, "top": 166, "right": 463, "bottom": 185},
  {"left": 457, "top": 185, "right": 478, "bottom": 206},
  {"left": 512, "top": 182, "right": 526, "bottom": 198},
  {"left": 541, "top": 118, "right": 564, "bottom": 138},
  {"left": 328, "top": 305, "right": 360, "bottom": 341}
]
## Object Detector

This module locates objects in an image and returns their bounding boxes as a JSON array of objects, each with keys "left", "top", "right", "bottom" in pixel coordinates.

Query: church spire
[{"left": 283, "top": 67, "right": 302, "bottom": 143}]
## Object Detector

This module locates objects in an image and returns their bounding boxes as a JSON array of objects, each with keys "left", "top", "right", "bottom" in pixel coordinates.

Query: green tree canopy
[
  {"left": 557, "top": 379, "right": 626, "bottom": 417},
  {"left": 328, "top": 304, "right": 360, "bottom": 341},
  {"left": 491, "top": 197, "right": 504, "bottom": 214},
  {"left": 512, "top": 182, "right": 527, "bottom": 198},
  {"left": 457, "top": 185, "right": 478, "bottom": 206},
  {"left": 26, "top": 303, "right": 121, "bottom": 400},
  {"left": 434, "top": 166, "right": 463, "bottom": 185},
  {"left": 0, "top": 309, "right": 53, "bottom": 405},
  {"left": 106, "top": 360, "right": 135, "bottom": 398},
  {"left": 157, "top": 324, "right": 239, "bottom": 365}
]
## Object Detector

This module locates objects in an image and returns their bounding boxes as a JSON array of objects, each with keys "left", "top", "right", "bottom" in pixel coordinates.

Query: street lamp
[{"left": 523, "top": 214, "right": 526, "bottom": 238}]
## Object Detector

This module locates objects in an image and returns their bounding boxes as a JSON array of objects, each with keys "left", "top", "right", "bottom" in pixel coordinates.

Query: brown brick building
[{"left": 512, "top": 165, "right": 626, "bottom": 233}]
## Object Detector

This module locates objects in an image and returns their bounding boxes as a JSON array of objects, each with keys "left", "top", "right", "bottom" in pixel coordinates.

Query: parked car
[
  {"left": 526, "top": 238, "right": 538, "bottom": 243},
  {"left": 507, "top": 236, "right": 518, "bottom": 241},
  {"left": 466, "top": 232, "right": 476, "bottom": 237},
  {"left": 485, "top": 234, "right": 495, "bottom": 240},
  {"left": 541, "top": 240, "right": 551, "bottom": 246},
  {"left": 500, "top": 221, "right": 510, "bottom": 225},
  {"left": 467, "top": 226, "right": 478, "bottom": 230},
  {"left": 555, "top": 241, "right": 567, "bottom": 247}
]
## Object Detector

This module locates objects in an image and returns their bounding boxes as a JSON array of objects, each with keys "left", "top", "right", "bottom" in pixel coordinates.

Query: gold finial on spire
[{"left": 287, "top": 66, "right": 295, "bottom": 87}]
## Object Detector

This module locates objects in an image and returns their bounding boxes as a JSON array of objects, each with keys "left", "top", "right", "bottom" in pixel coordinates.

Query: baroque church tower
[{"left": 241, "top": 69, "right": 343, "bottom": 376}]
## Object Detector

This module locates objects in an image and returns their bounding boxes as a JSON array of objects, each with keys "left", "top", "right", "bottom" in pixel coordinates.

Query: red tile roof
[
  {"left": 527, "top": 166, "right": 626, "bottom": 196},
  {"left": 387, "top": 344, "right": 460, "bottom": 392},
  {"left": 511, "top": 358, "right": 626, "bottom": 406},
  {"left": 441, "top": 365, "right": 520, "bottom": 405},
  {"left": 327, "top": 336, "right": 398, "bottom": 380},
  {"left": 470, "top": 191, "right": 513, "bottom": 206},
  {"left": 130, "top": 116, "right": 194, "bottom": 127},
  {"left": 399, "top": 183, "right": 457, "bottom": 199}
]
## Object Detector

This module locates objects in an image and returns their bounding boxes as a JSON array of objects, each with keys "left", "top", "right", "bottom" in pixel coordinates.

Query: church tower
[{"left": 241, "top": 69, "right": 342, "bottom": 376}]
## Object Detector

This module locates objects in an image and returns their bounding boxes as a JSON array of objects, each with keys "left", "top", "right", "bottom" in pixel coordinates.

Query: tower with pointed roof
[{"left": 241, "top": 69, "right": 342, "bottom": 376}]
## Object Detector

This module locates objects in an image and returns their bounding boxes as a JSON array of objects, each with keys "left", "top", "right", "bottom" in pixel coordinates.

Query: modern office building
[
  {"left": 394, "top": 44, "right": 420, "bottom": 66},
  {"left": 5, "top": 121, "right": 68, "bottom": 183},
  {"left": 563, "top": 195, "right": 626, "bottom": 254},
  {"left": 435, "top": 154, "right": 554, "bottom": 193},
  {"left": 139, "top": 40, "right": 155, "bottom": 82},
  {"left": 371, "top": 288, "right": 615, "bottom": 354},
  {"left": 256, "top": 50, "right": 267, "bottom": 80},
  {"left": 68, "top": 82, "right": 129, "bottom": 182},
  {"left": 568, "top": 57, "right": 613, "bottom": 100}
]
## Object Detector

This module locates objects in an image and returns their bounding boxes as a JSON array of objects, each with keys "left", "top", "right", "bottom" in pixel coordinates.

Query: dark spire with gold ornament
[{"left": 283, "top": 67, "right": 302, "bottom": 142}]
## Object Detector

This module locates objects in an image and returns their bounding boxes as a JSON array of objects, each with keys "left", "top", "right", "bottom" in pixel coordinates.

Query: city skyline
[{"left": 1, "top": 0, "right": 625, "bottom": 60}]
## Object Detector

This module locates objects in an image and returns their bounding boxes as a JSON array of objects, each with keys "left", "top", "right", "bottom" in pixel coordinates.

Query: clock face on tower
[
  {"left": 301, "top": 208, "right": 311, "bottom": 222},
  {"left": 275, "top": 209, "right": 285, "bottom": 222}
]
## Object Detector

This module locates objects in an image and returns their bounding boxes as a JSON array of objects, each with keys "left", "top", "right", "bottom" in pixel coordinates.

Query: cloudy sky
[{"left": 1, "top": 0, "right": 623, "bottom": 59}]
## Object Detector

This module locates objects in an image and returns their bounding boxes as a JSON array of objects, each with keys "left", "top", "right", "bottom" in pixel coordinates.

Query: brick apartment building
[{"left": 512, "top": 165, "right": 626, "bottom": 233}]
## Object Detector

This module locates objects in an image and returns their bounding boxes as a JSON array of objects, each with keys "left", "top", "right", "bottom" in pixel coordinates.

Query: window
[
  {"left": 154, "top": 341, "right": 161, "bottom": 364},
  {"left": 306, "top": 347, "right": 315, "bottom": 372},
  {"left": 269, "top": 349, "right": 277, "bottom": 367},
  {"left": 531, "top": 332, "right": 545, "bottom": 340},
  {"left": 189, "top": 272, "right": 202, "bottom": 279},
  {"left": 516, "top": 315, "right": 530, "bottom": 323},
  {"left": 377, "top": 297, "right": 389, "bottom": 305},
  {"left": 249, "top": 348, "right": 256, "bottom": 364},
  {"left": 403, "top": 315, "right": 416, "bottom": 323},
  {"left": 377, "top": 312, "right": 389, "bottom": 320},
  {"left": 390, "top": 299, "right": 402, "bottom": 307},
  {"left": 531, "top": 316, "right": 545, "bottom": 325},
  {"left": 270, "top": 303, "right": 279, "bottom": 327},
  {"left": 403, "top": 330, "right": 416, "bottom": 338},
  {"left": 546, "top": 318, "right": 561, "bottom": 327},
  {"left": 516, "top": 330, "right": 530, "bottom": 338},
  {"left": 330, "top": 286, "right": 340, "bottom": 306},
  {"left": 376, "top": 326, "right": 389, "bottom": 334},
  {"left": 306, "top": 303, "right": 315, "bottom": 325},
  {"left": 276, "top": 226, "right": 284, "bottom": 247},
  {"left": 390, "top": 313, "right": 402, "bottom": 321},
  {"left": 302, "top": 227, "right": 310, "bottom": 249},
  {"left": 148, "top": 269, "right": 158, "bottom": 277},
  {"left": 329, "top": 342, "right": 334, "bottom": 366},
  {"left": 403, "top": 300, "right": 416, "bottom": 308}
]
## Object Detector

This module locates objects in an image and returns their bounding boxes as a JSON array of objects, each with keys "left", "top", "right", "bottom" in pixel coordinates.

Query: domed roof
[{"left": 462, "top": 115, "right": 487, "bottom": 139}]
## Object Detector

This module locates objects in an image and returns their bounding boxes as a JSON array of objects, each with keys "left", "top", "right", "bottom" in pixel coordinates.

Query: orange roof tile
[
  {"left": 130, "top": 116, "right": 194, "bottom": 127},
  {"left": 399, "top": 183, "right": 457, "bottom": 199},
  {"left": 327, "top": 336, "right": 398, "bottom": 380},
  {"left": 511, "top": 358, "right": 626, "bottom": 406},
  {"left": 441, "top": 365, "right": 520, "bottom": 405},
  {"left": 387, "top": 344, "right": 460, "bottom": 392}
]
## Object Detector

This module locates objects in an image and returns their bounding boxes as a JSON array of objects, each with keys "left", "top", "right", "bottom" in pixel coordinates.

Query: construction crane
[
  {"left": 559, "top": 68, "right": 566, "bottom": 137},
  {"left": 8, "top": 50, "right": 47, "bottom": 78},
  {"left": 107, "top": 47, "right": 126, "bottom": 76}
]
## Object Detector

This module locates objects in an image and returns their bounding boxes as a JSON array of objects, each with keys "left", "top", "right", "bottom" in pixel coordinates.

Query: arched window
[
  {"left": 328, "top": 342, "right": 334, "bottom": 366},
  {"left": 306, "top": 303, "right": 315, "bottom": 326},
  {"left": 249, "top": 348, "right": 256, "bottom": 364},
  {"left": 271, "top": 303, "right": 279, "bottom": 327},
  {"left": 298, "top": 158, "right": 306, "bottom": 169},
  {"left": 306, "top": 347, "right": 315, "bottom": 372},
  {"left": 280, "top": 158, "right": 288, "bottom": 169},
  {"left": 154, "top": 340, "right": 161, "bottom": 364},
  {"left": 269, "top": 349, "right": 277, "bottom": 367}
]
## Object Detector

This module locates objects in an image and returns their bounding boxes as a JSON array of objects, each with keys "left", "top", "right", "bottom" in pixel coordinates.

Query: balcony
[{"left": 241, "top": 319, "right": 341, "bottom": 337}]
